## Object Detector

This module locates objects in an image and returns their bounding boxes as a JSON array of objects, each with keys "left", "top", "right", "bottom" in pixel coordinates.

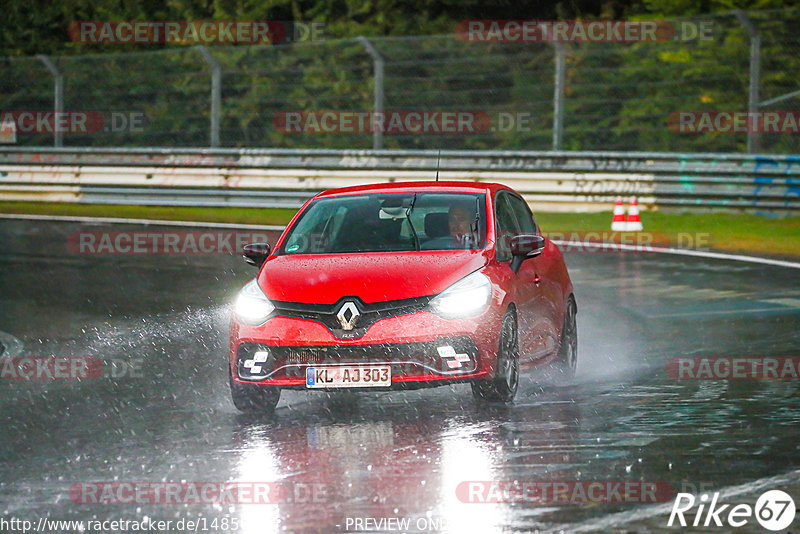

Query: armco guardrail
[{"left": 0, "top": 148, "right": 798, "bottom": 213}]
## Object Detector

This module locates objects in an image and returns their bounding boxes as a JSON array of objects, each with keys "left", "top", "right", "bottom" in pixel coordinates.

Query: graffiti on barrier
[{"left": 752, "top": 155, "right": 800, "bottom": 208}]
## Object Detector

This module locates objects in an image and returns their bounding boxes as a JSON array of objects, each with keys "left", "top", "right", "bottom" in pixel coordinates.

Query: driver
[{"left": 448, "top": 204, "right": 477, "bottom": 247}]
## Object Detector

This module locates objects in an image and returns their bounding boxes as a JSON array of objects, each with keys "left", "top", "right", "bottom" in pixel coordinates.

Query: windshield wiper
[
  {"left": 406, "top": 193, "right": 420, "bottom": 250},
  {"left": 471, "top": 195, "right": 481, "bottom": 234}
]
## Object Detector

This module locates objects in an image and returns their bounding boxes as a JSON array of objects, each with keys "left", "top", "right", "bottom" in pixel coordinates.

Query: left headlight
[
  {"left": 430, "top": 271, "right": 492, "bottom": 319},
  {"left": 234, "top": 279, "right": 275, "bottom": 325}
]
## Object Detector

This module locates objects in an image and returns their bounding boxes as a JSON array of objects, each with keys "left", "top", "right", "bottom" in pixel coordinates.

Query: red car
[{"left": 229, "top": 181, "right": 576, "bottom": 411}]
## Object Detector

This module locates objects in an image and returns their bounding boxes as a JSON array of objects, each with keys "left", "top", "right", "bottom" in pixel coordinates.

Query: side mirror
[
  {"left": 242, "top": 243, "right": 271, "bottom": 267},
  {"left": 510, "top": 234, "right": 545, "bottom": 273}
]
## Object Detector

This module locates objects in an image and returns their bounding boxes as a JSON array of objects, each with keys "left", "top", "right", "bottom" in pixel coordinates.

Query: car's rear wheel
[
  {"left": 555, "top": 296, "right": 578, "bottom": 378},
  {"left": 229, "top": 370, "right": 281, "bottom": 413},
  {"left": 472, "top": 312, "right": 519, "bottom": 403}
]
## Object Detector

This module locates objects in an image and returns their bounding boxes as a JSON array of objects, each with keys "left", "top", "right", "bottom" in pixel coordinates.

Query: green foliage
[{"left": 2, "top": 1, "right": 800, "bottom": 152}]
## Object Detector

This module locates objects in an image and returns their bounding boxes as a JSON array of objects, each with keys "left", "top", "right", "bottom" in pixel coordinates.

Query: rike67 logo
[{"left": 668, "top": 490, "right": 796, "bottom": 530}]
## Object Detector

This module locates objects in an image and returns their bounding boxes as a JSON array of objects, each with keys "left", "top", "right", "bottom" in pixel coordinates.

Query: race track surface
[{"left": 1, "top": 219, "right": 799, "bottom": 533}]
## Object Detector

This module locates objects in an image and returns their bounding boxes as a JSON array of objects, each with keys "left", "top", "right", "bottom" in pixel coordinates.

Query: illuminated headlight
[
  {"left": 234, "top": 279, "right": 275, "bottom": 325},
  {"left": 430, "top": 271, "right": 491, "bottom": 319}
]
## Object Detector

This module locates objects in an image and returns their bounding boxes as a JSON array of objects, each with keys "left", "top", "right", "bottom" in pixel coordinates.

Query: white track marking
[
  {"left": 551, "top": 239, "right": 800, "bottom": 270},
  {"left": 644, "top": 306, "right": 800, "bottom": 319}
]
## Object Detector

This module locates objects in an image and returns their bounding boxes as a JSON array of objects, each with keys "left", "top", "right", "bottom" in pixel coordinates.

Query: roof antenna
[{"left": 435, "top": 150, "right": 441, "bottom": 182}]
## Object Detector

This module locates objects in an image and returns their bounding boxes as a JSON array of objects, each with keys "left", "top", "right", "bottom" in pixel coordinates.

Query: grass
[
  {"left": 536, "top": 211, "right": 800, "bottom": 259},
  {"left": 2, "top": 201, "right": 799, "bottom": 258}
]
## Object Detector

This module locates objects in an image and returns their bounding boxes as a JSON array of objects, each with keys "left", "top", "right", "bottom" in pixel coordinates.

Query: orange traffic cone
[
  {"left": 626, "top": 197, "right": 643, "bottom": 232},
  {"left": 611, "top": 197, "right": 627, "bottom": 231}
]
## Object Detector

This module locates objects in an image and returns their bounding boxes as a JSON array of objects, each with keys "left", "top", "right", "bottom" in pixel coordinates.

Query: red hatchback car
[{"left": 229, "top": 181, "right": 576, "bottom": 411}]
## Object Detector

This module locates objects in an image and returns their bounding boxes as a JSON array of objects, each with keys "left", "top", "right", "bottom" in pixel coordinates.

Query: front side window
[
  {"left": 494, "top": 193, "right": 519, "bottom": 262},
  {"left": 507, "top": 194, "right": 537, "bottom": 234},
  {"left": 278, "top": 192, "right": 487, "bottom": 254}
]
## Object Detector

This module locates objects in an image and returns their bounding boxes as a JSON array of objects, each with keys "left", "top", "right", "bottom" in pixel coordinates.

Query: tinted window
[
  {"left": 507, "top": 194, "right": 536, "bottom": 234},
  {"left": 279, "top": 192, "right": 487, "bottom": 254},
  {"left": 494, "top": 193, "right": 518, "bottom": 261}
]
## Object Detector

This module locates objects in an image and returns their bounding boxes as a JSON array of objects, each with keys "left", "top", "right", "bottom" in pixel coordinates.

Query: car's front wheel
[
  {"left": 472, "top": 312, "right": 519, "bottom": 403},
  {"left": 229, "top": 372, "right": 281, "bottom": 413},
  {"left": 554, "top": 296, "right": 578, "bottom": 378}
]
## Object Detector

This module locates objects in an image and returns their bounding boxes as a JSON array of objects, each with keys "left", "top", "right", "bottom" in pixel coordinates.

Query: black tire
[
  {"left": 472, "top": 312, "right": 519, "bottom": 403},
  {"left": 555, "top": 296, "right": 578, "bottom": 378},
  {"left": 229, "top": 372, "right": 281, "bottom": 413}
]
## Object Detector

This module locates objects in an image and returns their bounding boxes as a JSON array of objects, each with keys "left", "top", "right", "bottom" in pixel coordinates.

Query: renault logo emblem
[{"left": 336, "top": 301, "right": 361, "bottom": 331}]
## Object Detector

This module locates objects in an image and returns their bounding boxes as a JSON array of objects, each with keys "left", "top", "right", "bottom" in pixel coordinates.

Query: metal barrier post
[
  {"left": 551, "top": 42, "right": 566, "bottom": 151},
  {"left": 735, "top": 10, "right": 761, "bottom": 154},
  {"left": 196, "top": 46, "right": 222, "bottom": 148},
  {"left": 357, "top": 37, "right": 384, "bottom": 150},
  {"left": 36, "top": 55, "right": 63, "bottom": 147}
]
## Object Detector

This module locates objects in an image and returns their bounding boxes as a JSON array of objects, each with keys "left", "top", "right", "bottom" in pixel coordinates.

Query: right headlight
[
  {"left": 429, "top": 271, "right": 492, "bottom": 319},
  {"left": 234, "top": 279, "right": 275, "bottom": 325}
]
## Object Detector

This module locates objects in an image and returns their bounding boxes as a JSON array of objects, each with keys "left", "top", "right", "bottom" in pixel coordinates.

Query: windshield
[{"left": 279, "top": 192, "right": 487, "bottom": 254}]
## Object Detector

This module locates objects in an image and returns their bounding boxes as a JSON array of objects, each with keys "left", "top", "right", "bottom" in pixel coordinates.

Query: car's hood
[{"left": 257, "top": 250, "right": 490, "bottom": 304}]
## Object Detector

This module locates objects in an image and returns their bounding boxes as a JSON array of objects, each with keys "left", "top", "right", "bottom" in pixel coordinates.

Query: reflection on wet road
[{"left": 1, "top": 220, "right": 799, "bottom": 533}]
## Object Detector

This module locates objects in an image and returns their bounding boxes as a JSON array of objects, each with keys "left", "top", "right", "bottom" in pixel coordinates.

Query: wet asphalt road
[{"left": 1, "top": 219, "right": 799, "bottom": 534}]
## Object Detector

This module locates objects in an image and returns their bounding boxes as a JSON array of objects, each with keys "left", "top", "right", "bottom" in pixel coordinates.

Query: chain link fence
[{"left": 1, "top": 8, "right": 799, "bottom": 153}]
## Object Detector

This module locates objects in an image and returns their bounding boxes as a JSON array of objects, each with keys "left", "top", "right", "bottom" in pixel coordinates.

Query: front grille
[
  {"left": 271, "top": 295, "right": 434, "bottom": 339},
  {"left": 236, "top": 338, "right": 480, "bottom": 380}
]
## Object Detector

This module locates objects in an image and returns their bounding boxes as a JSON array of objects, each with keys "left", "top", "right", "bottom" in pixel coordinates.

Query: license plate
[{"left": 305, "top": 365, "right": 391, "bottom": 389}]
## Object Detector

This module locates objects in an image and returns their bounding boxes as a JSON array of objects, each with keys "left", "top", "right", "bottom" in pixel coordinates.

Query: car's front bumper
[{"left": 229, "top": 309, "right": 502, "bottom": 388}]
